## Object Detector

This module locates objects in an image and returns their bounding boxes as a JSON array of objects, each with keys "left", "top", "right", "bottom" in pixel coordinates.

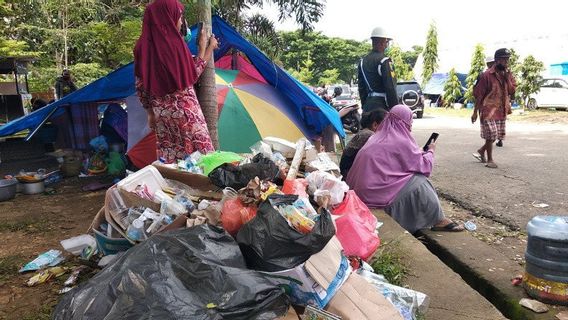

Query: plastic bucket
[
  {"left": 0, "top": 179, "right": 17, "bottom": 202},
  {"left": 61, "top": 157, "right": 82, "bottom": 177}
]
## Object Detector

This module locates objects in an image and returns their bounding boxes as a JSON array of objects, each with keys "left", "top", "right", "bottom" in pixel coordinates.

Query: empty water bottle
[{"left": 126, "top": 219, "right": 147, "bottom": 241}]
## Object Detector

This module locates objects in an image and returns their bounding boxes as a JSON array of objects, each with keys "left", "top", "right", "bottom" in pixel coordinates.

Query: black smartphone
[
  {"left": 423, "top": 132, "right": 439, "bottom": 152},
  {"left": 180, "top": 19, "right": 187, "bottom": 36}
]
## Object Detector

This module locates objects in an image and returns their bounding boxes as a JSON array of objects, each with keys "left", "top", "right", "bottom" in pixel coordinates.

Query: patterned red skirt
[{"left": 150, "top": 87, "right": 214, "bottom": 163}]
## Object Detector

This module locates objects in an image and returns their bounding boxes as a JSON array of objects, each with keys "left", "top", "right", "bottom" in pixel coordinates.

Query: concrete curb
[
  {"left": 417, "top": 228, "right": 564, "bottom": 320},
  {"left": 372, "top": 210, "right": 506, "bottom": 320}
]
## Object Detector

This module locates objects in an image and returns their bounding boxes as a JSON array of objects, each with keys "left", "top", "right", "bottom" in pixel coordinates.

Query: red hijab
[{"left": 134, "top": 0, "right": 198, "bottom": 97}]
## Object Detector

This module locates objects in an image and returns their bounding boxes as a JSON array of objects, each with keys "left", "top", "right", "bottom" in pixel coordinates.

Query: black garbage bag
[
  {"left": 236, "top": 194, "right": 336, "bottom": 272},
  {"left": 209, "top": 154, "right": 280, "bottom": 190},
  {"left": 54, "top": 225, "right": 289, "bottom": 320}
]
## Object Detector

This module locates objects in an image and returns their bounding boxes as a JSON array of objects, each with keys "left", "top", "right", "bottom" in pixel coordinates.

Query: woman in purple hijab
[{"left": 346, "top": 105, "right": 463, "bottom": 233}]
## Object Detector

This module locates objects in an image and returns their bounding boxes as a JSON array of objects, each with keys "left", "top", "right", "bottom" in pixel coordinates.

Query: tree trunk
[
  {"left": 194, "top": 0, "right": 219, "bottom": 149},
  {"left": 63, "top": 3, "right": 69, "bottom": 69}
]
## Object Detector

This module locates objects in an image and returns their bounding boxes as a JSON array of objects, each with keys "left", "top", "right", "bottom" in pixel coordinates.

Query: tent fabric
[
  {"left": 101, "top": 103, "right": 128, "bottom": 143},
  {"left": 0, "top": 16, "right": 343, "bottom": 139},
  {"left": 422, "top": 72, "right": 468, "bottom": 96},
  {"left": 216, "top": 68, "right": 306, "bottom": 152},
  {"left": 0, "top": 15, "right": 344, "bottom": 161},
  {"left": 215, "top": 54, "right": 267, "bottom": 84},
  {"left": 0, "top": 63, "right": 135, "bottom": 137},
  {"left": 50, "top": 103, "right": 100, "bottom": 150},
  {"left": 127, "top": 132, "right": 156, "bottom": 169},
  {"left": 188, "top": 16, "right": 344, "bottom": 138},
  {"left": 125, "top": 95, "right": 151, "bottom": 152}
]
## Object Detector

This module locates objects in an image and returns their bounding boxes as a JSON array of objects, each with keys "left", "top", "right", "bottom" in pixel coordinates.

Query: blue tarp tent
[
  {"left": 0, "top": 15, "right": 344, "bottom": 144},
  {"left": 422, "top": 72, "right": 468, "bottom": 96}
]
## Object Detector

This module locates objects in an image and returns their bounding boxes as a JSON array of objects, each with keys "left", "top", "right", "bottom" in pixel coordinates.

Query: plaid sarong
[{"left": 480, "top": 120, "right": 506, "bottom": 140}]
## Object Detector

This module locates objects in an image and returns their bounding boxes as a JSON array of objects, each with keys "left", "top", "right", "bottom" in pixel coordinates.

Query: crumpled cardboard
[{"left": 325, "top": 272, "right": 403, "bottom": 320}]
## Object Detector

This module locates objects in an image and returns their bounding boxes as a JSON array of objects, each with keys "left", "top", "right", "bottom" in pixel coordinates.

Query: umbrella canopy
[{"left": 216, "top": 69, "right": 307, "bottom": 153}]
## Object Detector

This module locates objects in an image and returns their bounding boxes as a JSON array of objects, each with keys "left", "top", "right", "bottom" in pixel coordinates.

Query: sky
[{"left": 250, "top": 0, "right": 568, "bottom": 74}]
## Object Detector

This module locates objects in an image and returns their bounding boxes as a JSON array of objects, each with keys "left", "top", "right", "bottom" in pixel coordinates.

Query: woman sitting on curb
[
  {"left": 346, "top": 105, "right": 464, "bottom": 233},
  {"left": 339, "top": 109, "right": 385, "bottom": 178}
]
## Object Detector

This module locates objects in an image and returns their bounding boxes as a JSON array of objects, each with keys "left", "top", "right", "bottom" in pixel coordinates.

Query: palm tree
[{"left": 194, "top": 0, "right": 326, "bottom": 149}]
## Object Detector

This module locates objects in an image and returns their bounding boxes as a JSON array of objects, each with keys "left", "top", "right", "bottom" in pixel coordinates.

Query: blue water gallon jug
[{"left": 524, "top": 216, "right": 568, "bottom": 305}]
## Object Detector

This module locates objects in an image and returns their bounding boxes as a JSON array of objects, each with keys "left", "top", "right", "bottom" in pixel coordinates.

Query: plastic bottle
[{"left": 126, "top": 219, "right": 147, "bottom": 241}]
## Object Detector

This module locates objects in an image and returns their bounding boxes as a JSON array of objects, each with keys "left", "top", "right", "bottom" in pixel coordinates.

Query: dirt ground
[{"left": 0, "top": 177, "right": 106, "bottom": 320}]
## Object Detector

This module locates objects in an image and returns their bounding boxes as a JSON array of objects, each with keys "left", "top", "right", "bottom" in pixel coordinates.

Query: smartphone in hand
[{"left": 423, "top": 132, "right": 439, "bottom": 152}]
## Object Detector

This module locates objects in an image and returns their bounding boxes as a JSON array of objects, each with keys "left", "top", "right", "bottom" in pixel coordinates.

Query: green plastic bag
[
  {"left": 198, "top": 151, "right": 242, "bottom": 176},
  {"left": 106, "top": 152, "right": 126, "bottom": 176}
]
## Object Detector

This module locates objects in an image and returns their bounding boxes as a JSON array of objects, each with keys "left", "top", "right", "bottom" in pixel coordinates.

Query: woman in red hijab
[{"left": 134, "top": 0, "right": 218, "bottom": 163}]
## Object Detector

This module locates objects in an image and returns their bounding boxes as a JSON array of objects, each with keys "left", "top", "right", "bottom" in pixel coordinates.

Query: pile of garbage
[{"left": 22, "top": 137, "right": 430, "bottom": 320}]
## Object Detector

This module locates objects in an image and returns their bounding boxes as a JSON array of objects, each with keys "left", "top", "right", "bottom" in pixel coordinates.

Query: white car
[{"left": 528, "top": 78, "right": 568, "bottom": 110}]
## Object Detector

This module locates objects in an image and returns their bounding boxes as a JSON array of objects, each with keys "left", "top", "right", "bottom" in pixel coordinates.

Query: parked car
[
  {"left": 527, "top": 78, "right": 568, "bottom": 110},
  {"left": 396, "top": 81, "right": 425, "bottom": 118}
]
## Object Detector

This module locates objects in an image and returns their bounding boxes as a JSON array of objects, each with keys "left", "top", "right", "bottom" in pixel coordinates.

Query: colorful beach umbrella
[{"left": 216, "top": 69, "right": 307, "bottom": 153}]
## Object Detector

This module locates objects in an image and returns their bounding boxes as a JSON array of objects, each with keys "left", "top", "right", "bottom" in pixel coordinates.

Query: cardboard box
[
  {"left": 152, "top": 161, "right": 223, "bottom": 200},
  {"left": 325, "top": 273, "right": 403, "bottom": 320},
  {"left": 263, "top": 237, "right": 351, "bottom": 308}
]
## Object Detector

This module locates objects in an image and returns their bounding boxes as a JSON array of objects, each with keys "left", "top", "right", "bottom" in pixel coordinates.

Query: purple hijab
[{"left": 346, "top": 105, "right": 434, "bottom": 208}]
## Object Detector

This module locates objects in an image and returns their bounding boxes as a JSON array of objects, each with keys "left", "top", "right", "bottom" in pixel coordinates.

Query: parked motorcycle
[{"left": 332, "top": 100, "right": 361, "bottom": 134}]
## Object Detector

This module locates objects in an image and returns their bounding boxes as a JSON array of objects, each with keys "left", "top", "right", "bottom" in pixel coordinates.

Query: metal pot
[
  {"left": 22, "top": 180, "right": 45, "bottom": 195},
  {"left": 0, "top": 179, "right": 17, "bottom": 201}
]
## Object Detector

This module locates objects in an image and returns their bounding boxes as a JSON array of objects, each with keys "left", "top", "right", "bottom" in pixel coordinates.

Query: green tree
[
  {"left": 403, "top": 45, "right": 423, "bottom": 68},
  {"left": 280, "top": 30, "right": 370, "bottom": 84},
  {"left": 386, "top": 44, "right": 413, "bottom": 81},
  {"left": 422, "top": 22, "right": 439, "bottom": 85},
  {"left": 28, "top": 66, "right": 59, "bottom": 92},
  {"left": 464, "top": 44, "right": 485, "bottom": 104},
  {"left": 442, "top": 68, "right": 462, "bottom": 108},
  {"left": 318, "top": 69, "right": 340, "bottom": 86},
  {"left": 518, "top": 55, "right": 545, "bottom": 107},
  {"left": 507, "top": 48, "right": 521, "bottom": 104},
  {"left": 0, "top": 37, "right": 38, "bottom": 56},
  {"left": 241, "top": 13, "right": 282, "bottom": 62},
  {"left": 297, "top": 55, "right": 314, "bottom": 85},
  {"left": 68, "top": 62, "right": 110, "bottom": 87}
]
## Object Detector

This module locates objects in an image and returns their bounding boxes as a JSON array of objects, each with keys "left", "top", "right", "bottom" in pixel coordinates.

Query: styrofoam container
[
  {"left": 263, "top": 137, "right": 297, "bottom": 158},
  {"left": 60, "top": 234, "right": 97, "bottom": 256},
  {"left": 117, "top": 165, "right": 167, "bottom": 194}
]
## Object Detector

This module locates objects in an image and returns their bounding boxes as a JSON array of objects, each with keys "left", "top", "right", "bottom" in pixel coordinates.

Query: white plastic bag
[{"left": 306, "top": 171, "right": 349, "bottom": 205}]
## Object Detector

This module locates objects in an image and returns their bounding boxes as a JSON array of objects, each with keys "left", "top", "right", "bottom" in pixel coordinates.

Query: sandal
[
  {"left": 485, "top": 162, "right": 498, "bottom": 169},
  {"left": 431, "top": 222, "right": 464, "bottom": 232},
  {"left": 472, "top": 152, "right": 486, "bottom": 163}
]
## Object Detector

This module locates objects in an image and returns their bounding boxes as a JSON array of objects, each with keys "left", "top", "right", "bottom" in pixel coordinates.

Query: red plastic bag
[
  {"left": 282, "top": 179, "right": 309, "bottom": 198},
  {"left": 332, "top": 190, "right": 380, "bottom": 261},
  {"left": 221, "top": 198, "right": 257, "bottom": 236}
]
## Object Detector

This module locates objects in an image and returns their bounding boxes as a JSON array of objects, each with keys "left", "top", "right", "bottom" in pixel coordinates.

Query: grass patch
[
  {"left": 0, "top": 218, "right": 53, "bottom": 233},
  {"left": 21, "top": 303, "right": 55, "bottom": 320},
  {"left": 425, "top": 106, "right": 472, "bottom": 118},
  {"left": 0, "top": 254, "right": 25, "bottom": 284},
  {"left": 425, "top": 106, "right": 568, "bottom": 123},
  {"left": 370, "top": 242, "right": 408, "bottom": 287}
]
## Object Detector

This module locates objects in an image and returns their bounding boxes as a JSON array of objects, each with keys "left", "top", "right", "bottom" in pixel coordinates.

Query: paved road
[{"left": 411, "top": 115, "right": 568, "bottom": 229}]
